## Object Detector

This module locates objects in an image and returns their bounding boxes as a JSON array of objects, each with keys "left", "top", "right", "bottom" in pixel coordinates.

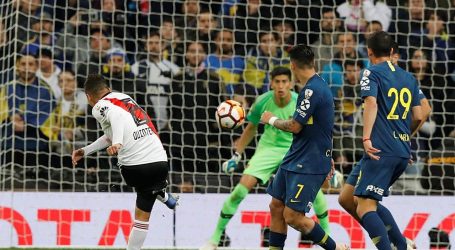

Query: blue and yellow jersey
[
  {"left": 360, "top": 61, "right": 420, "bottom": 158},
  {"left": 280, "top": 74, "right": 335, "bottom": 175},
  {"left": 204, "top": 54, "right": 244, "bottom": 94}
]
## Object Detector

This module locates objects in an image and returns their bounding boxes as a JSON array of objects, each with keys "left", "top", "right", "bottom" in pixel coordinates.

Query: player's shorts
[
  {"left": 354, "top": 156, "right": 408, "bottom": 201},
  {"left": 244, "top": 146, "right": 289, "bottom": 184},
  {"left": 267, "top": 167, "right": 326, "bottom": 213},
  {"left": 120, "top": 161, "right": 169, "bottom": 212},
  {"left": 345, "top": 159, "right": 363, "bottom": 186}
]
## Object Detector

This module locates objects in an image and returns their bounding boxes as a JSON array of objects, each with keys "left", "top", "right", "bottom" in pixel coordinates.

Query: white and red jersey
[{"left": 91, "top": 92, "right": 167, "bottom": 166}]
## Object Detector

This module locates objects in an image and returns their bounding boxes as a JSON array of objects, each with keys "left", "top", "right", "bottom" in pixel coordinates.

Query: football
[{"left": 215, "top": 100, "right": 245, "bottom": 130}]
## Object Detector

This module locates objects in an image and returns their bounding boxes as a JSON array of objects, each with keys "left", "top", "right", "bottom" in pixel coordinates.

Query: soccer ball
[{"left": 215, "top": 100, "right": 245, "bottom": 130}]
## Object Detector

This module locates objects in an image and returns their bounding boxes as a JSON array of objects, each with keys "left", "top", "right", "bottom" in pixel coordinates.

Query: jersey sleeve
[
  {"left": 293, "top": 86, "right": 320, "bottom": 126},
  {"left": 360, "top": 69, "right": 379, "bottom": 99},
  {"left": 246, "top": 96, "right": 264, "bottom": 125},
  {"left": 92, "top": 100, "right": 126, "bottom": 145},
  {"left": 411, "top": 80, "right": 421, "bottom": 107},
  {"left": 418, "top": 88, "right": 426, "bottom": 101}
]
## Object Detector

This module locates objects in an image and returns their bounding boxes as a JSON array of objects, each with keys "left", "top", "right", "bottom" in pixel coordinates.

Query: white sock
[
  {"left": 127, "top": 220, "right": 149, "bottom": 250},
  {"left": 157, "top": 191, "right": 169, "bottom": 202}
]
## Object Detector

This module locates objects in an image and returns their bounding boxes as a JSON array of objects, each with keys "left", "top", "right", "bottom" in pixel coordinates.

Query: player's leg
[
  {"left": 128, "top": 192, "right": 156, "bottom": 250},
  {"left": 313, "top": 189, "right": 330, "bottom": 234},
  {"left": 209, "top": 174, "right": 257, "bottom": 245},
  {"left": 269, "top": 198, "right": 288, "bottom": 250},
  {"left": 338, "top": 161, "right": 362, "bottom": 222},
  {"left": 282, "top": 172, "right": 342, "bottom": 250},
  {"left": 267, "top": 168, "right": 289, "bottom": 249},
  {"left": 354, "top": 157, "right": 399, "bottom": 250}
]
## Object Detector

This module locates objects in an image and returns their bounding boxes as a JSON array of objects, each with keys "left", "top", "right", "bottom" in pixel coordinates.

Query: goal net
[{"left": 0, "top": 0, "right": 454, "bottom": 248}]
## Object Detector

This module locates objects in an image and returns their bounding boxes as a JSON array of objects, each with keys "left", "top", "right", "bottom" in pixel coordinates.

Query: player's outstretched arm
[
  {"left": 411, "top": 98, "right": 431, "bottom": 137},
  {"left": 234, "top": 123, "right": 257, "bottom": 154},
  {"left": 410, "top": 105, "right": 423, "bottom": 134},
  {"left": 260, "top": 111, "right": 302, "bottom": 134},
  {"left": 362, "top": 96, "right": 381, "bottom": 160},
  {"left": 72, "top": 135, "right": 111, "bottom": 166}
]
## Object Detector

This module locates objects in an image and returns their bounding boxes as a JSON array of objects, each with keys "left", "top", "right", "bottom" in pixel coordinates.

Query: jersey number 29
[{"left": 387, "top": 87, "right": 411, "bottom": 120}]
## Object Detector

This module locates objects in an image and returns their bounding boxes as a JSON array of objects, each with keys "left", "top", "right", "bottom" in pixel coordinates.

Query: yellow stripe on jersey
[
  {"left": 387, "top": 61, "right": 396, "bottom": 72},
  {"left": 307, "top": 116, "right": 313, "bottom": 125}
]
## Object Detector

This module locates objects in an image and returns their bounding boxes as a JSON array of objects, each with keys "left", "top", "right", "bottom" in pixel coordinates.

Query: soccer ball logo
[
  {"left": 215, "top": 100, "right": 245, "bottom": 129},
  {"left": 300, "top": 99, "right": 311, "bottom": 111}
]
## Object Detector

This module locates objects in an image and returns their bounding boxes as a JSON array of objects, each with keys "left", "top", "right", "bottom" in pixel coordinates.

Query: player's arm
[
  {"left": 410, "top": 83, "right": 424, "bottom": 135},
  {"left": 105, "top": 106, "right": 127, "bottom": 156},
  {"left": 72, "top": 135, "right": 111, "bottom": 166},
  {"left": 261, "top": 112, "right": 303, "bottom": 134},
  {"left": 360, "top": 70, "right": 381, "bottom": 160},
  {"left": 234, "top": 122, "right": 257, "bottom": 154},
  {"left": 411, "top": 93, "right": 431, "bottom": 137}
]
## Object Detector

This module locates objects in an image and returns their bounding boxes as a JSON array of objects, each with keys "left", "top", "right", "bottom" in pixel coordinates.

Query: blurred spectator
[
  {"left": 410, "top": 11, "right": 455, "bottom": 75},
  {"left": 205, "top": 30, "right": 245, "bottom": 95},
  {"left": 132, "top": 32, "right": 180, "bottom": 131},
  {"left": 421, "top": 130, "right": 455, "bottom": 195},
  {"left": 270, "top": 0, "right": 311, "bottom": 45},
  {"left": 55, "top": 11, "right": 91, "bottom": 73},
  {"left": 273, "top": 20, "right": 296, "bottom": 52},
  {"left": 228, "top": 0, "right": 272, "bottom": 54},
  {"left": 15, "top": 0, "right": 41, "bottom": 48},
  {"left": 337, "top": 0, "right": 391, "bottom": 32},
  {"left": 169, "top": 41, "right": 224, "bottom": 172},
  {"left": 186, "top": 9, "right": 218, "bottom": 50},
  {"left": 76, "top": 29, "right": 120, "bottom": 87},
  {"left": 101, "top": 47, "right": 146, "bottom": 106},
  {"left": 175, "top": 0, "right": 200, "bottom": 35},
  {"left": 311, "top": 8, "right": 342, "bottom": 71},
  {"left": 160, "top": 18, "right": 185, "bottom": 67},
  {"left": 408, "top": 49, "right": 448, "bottom": 149},
  {"left": 3, "top": 53, "right": 55, "bottom": 185},
  {"left": 333, "top": 59, "right": 364, "bottom": 174},
  {"left": 391, "top": 0, "right": 426, "bottom": 53},
  {"left": 320, "top": 32, "right": 368, "bottom": 96},
  {"left": 43, "top": 70, "right": 87, "bottom": 155},
  {"left": 0, "top": 19, "right": 14, "bottom": 84},
  {"left": 358, "top": 20, "right": 383, "bottom": 58},
  {"left": 243, "top": 30, "right": 290, "bottom": 94},
  {"left": 36, "top": 48, "right": 62, "bottom": 100},
  {"left": 98, "top": 0, "right": 136, "bottom": 60}
]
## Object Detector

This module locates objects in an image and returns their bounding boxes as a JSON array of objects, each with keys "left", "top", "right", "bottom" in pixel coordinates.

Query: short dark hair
[
  {"left": 39, "top": 48, "right": 53, "bottom": 59},
  {"left": 84, "top": 74, "right": 109, "bottom": 95},
  {"left": 343, "top": 59, "right": 364, "bottom": 70},
  {"left": 259, "top": 30, "right": 278, "bottom": 41},
  {"left": 367, "top": 31, "right": 393, "bottom": 57},
  {"left": 146, "top": 30, "right": 161, "bottom": 40},
  {"left": 391, "top": 41, "right": 399, "bottom": 55},
  {"left": 367, "top": 20, "right": 383, "bottom": 29},
  {"left": 289, "top": 44, "right": 315, "bottom": 69},
  {"left": 270, "top": 66, "right": 292, "bottom": 81}
]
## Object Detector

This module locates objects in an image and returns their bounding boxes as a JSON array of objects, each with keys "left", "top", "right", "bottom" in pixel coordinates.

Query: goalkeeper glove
[{"left": 222, "top": 152, "right": 241, "bottom": 174}]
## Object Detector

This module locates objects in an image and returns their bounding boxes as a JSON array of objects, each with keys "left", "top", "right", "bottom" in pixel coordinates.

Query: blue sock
[
  {"left": 269, "top": 231, "right": 286, "bottom": 249},
  {"left": 307, "top": 223, "right": 336, "bottom": 250},
  {"left": 361, "top": 211, "right": 392, "bottom": 250},
  {"left": 377, "top": 203, "right": 406, "bottom": 249}
]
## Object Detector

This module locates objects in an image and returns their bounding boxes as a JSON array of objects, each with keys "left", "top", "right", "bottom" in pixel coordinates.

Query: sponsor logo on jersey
[
  {"left": 99, "top": 106, "right": 109, "bottom": 117},
  {"left": 366, "top": 185, "right": 384, "bottom": 196},
  {"left": 363, "top": 69, "right": 371, "bottom": 77},
  {"left": 296, "top": 109, "right": 307, "bottom": 118},
  {"left": 304, "top": 89, "right": 313, "bottom": 99},
  {"left": 360, "top": 76, "right": 370, "bottom": 86},
  {"left": 300, "top": 99, "right": 311, "bottom": 111}
]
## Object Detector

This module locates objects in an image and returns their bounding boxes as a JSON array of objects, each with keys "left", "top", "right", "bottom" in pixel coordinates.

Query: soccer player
[
  {"left": 346, "top": 31, "right": 422, "bottom": 250},
  {"left": 260, "top": 45, "right": 347, "bottom": 250},
  {"left": 338, "top": 40, "right": 431, "bottom": 249},
  {"left": 201, "top": 66, "right": 331, "bottom": 250},
  {"left": 72, "top": 75, "right": 178, "bottom": 250}
]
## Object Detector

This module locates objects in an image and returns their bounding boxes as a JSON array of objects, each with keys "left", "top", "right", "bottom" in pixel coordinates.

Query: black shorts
[{"left": 121, "top": 161, "right": 169, "bottom": 191}]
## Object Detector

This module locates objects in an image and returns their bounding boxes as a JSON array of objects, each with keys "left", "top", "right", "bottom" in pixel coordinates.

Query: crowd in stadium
[{"left": 0, "top": 0, "right": 454, "bottom": 194}]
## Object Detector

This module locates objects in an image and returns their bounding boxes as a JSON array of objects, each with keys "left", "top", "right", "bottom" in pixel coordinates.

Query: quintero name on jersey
[{"left": 133, "top": 127, "right": 154, "bottom": 140}]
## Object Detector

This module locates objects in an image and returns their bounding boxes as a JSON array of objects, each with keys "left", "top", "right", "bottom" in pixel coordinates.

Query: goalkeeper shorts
[
  {"left": 244, "top": 146, "right": 289, "bottom": 184},
  {"left": 120, "top": 161, "right": 169, "bottom": 212}
]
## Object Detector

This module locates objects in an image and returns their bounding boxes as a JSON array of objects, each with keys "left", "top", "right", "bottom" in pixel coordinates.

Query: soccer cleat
[
  {"left": 222, "top": 152, "right": 241, "bottom": 174},
  {"left": 335, "top": 243, "right": 350, "bottom": 250},
  {"left": 199, "top": 241, "right": 217, "bottom": 250},
  {"left": 157, "top": 192, "right": 179, "bottom": 209}
]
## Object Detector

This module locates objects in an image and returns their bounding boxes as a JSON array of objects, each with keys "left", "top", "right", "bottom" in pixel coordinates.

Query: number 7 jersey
[
  {"left": 92, "top": 92, "right": 168, "bottom": 166},
  {"left": 360, "top": 61, "right": 420, "bottom": 158}
]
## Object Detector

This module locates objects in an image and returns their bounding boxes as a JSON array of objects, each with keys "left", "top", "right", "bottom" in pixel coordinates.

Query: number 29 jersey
[
  {"left": 360, "top": 61, "right": 420, "bottom": 158},
  {"left": 92, "top": 92, "right": 168, "bottom": 166}
]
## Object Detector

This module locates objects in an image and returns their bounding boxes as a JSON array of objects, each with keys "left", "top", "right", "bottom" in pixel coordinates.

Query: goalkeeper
[{"left": 202, "top": 67, "right": 331, "bottom": 249}]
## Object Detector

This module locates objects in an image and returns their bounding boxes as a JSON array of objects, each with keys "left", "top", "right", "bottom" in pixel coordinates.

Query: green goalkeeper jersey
[{"left": 247, "top": 91, "right": 298, "bottom": 149}]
